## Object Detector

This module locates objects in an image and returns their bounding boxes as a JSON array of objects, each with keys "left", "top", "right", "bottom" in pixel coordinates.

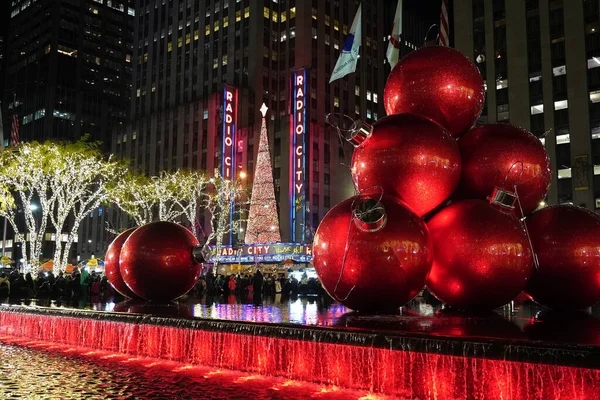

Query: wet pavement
[{"left": 0, "top": 337, "right": 393, "bottom": 399}]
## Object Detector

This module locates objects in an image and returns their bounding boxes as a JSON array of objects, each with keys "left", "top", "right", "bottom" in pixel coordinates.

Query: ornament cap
[
  {"left": 347, "top": 120, "right": 373, "bottom": 147},
  {"left": 352, "top": 197, "right": 387, "bottom": 232},
  {"left": 192, "top": 244, "right": 211, "bottom": 264},
  {"left": 488, "top": 187, "right": 517, "bottom": 211}
]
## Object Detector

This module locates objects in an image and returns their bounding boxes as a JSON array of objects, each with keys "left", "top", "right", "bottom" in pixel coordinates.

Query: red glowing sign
[
  {"left": 290, "top": 69, "right": 308, "bottom": 242},
  {"left": 222, "top": 85, "right": 238, "bottom": 180},
  {"left": 293, "top": 74, "right": 306, "bottom": 195}
]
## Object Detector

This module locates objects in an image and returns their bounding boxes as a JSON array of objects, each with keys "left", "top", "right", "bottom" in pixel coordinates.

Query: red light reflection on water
[{"left": 0, "top": 312, "right": 599, "bottom": 399}]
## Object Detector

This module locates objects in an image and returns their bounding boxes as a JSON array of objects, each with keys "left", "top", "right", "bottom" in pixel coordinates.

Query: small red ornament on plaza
[
  {"left": 383, "top": 46, "right": 485, "bottom": 137},
  {"left": 313, "top": 193, "right": 433, "bottom": 311},
  {"left": 105, "top": 227, "right": 138, "bottom": 299},
  {"left": 120, "top": 221, "right": 202, "bottom": 302}
]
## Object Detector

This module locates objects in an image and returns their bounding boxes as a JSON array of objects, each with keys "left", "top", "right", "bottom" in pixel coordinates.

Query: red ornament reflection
[
  {"left": 313, "top": 193, "right": 433, "bottom": 311},
  {"left": 458, "top": 123, "right": 551, "bottom": 215},
  {"left": 120, "top": 221, "right": 202, "bottom": 302},
  {"left": 383, "top": 46, "right": 485, "bottom": 137},
  {"left": 105, "top": 228, "right": 138, "bottom": 298},
  {"left": 426, "top": 200, "right": 534, "bottom": 311},
  {"left": 525, "top": 205, "right": 600, "bottom": 310},
  {"left": 350, "top": 114, "right": 461, "bottom": 217}
]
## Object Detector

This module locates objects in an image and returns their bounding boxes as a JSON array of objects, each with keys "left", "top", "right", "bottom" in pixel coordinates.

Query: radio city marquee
[
  {"left": 290, "top": 68, "right": 308, "bottom": 242},
  {"left": 222, "top": 85, "right": 238, "bottom": 180},
  {"left": 207, "top": 243, "right": 313, "bottom": 264}
]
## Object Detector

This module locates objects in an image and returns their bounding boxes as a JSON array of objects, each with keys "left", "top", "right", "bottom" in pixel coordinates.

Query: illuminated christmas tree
[{"left": 245, "top": 104, "right": 281, "bottom": 244}]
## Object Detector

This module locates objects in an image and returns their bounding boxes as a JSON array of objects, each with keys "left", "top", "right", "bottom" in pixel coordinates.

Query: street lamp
[
  {"left": 29, "top": 203, "right": 38, "bottom": 211},
  {"left": 240, "top": 171, "right": 247, "bottom": 179}
]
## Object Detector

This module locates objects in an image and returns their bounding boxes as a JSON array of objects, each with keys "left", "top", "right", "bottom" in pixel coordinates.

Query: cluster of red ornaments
[
  {"left": 105, "top": 221, "right": 205, "bottom": 302},
  {"left": 315, "top": 45, "right": 600, "bottom": 312}
]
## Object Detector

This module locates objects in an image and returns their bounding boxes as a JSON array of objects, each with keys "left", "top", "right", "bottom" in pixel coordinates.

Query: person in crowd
[
  {"left": 54, "top": 272, "right": 68, "bottom": 299},
  {"left": 24, "top": 272, "right": 36, "bottom": 295},
  {"left": 274, "top": 278, "right": 282, "bottom": 294},
  {"left": 252, "top": 268, "right": 264, "bottom": 296},
  {"left": 227, "top": 275, "right": 237, "bottom": 294},
  {"left": 290, "top": 276, "right": 299, "bottom": 296},
  {"left": 71, "top": 267, "right": 81, "bottom": 298},
  {"left": 0, "top": 273, "right": 10, "bottom": 297}
]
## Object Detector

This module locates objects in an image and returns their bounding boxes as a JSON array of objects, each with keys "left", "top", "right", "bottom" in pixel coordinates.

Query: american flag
[
  {"left": 10, "top": 114, "right": 19, "bottom": 147},
  {"left": 439, "top": 0, "right": 450, "bottom": 47}
]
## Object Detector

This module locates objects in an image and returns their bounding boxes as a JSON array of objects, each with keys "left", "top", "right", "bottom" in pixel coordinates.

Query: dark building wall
[
  {"left": 454, "top": 0, "right": 600, "bottom": 210},
  {"left": 4, "top": 0, "right": 133, "bottom": 146}
]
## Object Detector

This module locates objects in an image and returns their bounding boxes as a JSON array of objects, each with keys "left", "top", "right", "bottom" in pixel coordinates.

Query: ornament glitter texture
[
  {"left": 426, "top": 200, "right": 534, "bottom": 311},
  {"left": 458, "top": 123, "right": 551, "bottom": 215},
  {"left": 383, "top": 46, "right": 485, "bottom": 137},
  {"left": 105, "top": 227, "right": 138, "bottom": 298},
  {"left": 120, "top": 221, "right": 204, "bottom": 302},
  {"left": 525, "top": 205, "right": 600, "bottom": 310},
  {"left": 349, "top": 114, "right": 461, "bottom": 217},
  {"left": 313, "top": 193, "right": 433, "bottom": 311}
]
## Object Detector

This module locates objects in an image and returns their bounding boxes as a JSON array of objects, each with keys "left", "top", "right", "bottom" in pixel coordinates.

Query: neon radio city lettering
[
  {"left": 293, "top": 73, "right": 306, "bottom": 195},
  {"left": 222, "top": 86, "right": 237, "bottom": 180}
]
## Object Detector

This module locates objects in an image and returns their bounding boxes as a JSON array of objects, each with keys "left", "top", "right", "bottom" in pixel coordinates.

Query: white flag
[
  {"left": 386, "top": 0, "right": 403, "bottom": 69},
  {"left": 329, "top": 4, "right": 362, "bottom": 83}
]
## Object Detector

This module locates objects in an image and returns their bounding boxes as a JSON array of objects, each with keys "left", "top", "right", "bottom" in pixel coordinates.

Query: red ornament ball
[
  {"left": 120, "top": 221, "right": 202, "bottom": 302},
  {"left": 525, "top": 205, "right": 600, "bottom": 310},
  {"left": 105, "top": 228, "right": 138, "bottom": 298},
  {"left": 426, "top": 200, "right": 534, "bottom": 310},
  {"left": 458, "top": 123, "right": 551, "bottom": 215},
  {"left": 350, "top": 114, "right": 461, "bottom": 217},
  {"left": 313, "top": 193, "right": 433, "bottom": 311},
  {"left": 384, "top": 46, "right": 485, "bottom": 137}
]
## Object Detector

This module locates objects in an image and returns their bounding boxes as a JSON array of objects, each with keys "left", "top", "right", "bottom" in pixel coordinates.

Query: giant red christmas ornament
[
  {"left": 383, "top": 45, "right": 485, "bottom": 137},
  {"left": 349, "top": 114, "right": 461, "bottom": 217},
  {"left": 458, "top": 124, "right": 551, "bottom": 215},
  {"left": 524, "top": 205, "right": 600, "bottom": 310},
  {"left": 105, "top": 227, "right": 138, "bottom": 298},
  {"left": 426, "top": 200, "right": 534, "bottom": 310},
  {"left": 120, "top": 221, "right": 206, "bottom": 302},
  {"left": 313, "top": 193, "right": 433, "bottom": 311}
]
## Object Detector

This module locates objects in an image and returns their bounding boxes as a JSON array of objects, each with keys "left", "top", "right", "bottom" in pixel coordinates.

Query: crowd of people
[
  {"left": 0, "top": 268, "right": 112, "bottom": 301},
  {"left": 190, "top": 269, "right": 326, "bottom": 298},
  {"left": 0, "top": 266, "right": 327, "bottom": 303}
]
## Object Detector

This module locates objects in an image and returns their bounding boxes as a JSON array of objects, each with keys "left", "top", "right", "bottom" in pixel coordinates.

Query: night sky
[{"left": 384, "top": 0, "right": 453, "bottom": 44}]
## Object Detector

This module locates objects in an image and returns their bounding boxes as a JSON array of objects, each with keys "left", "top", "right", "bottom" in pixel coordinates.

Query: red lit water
[
  {"left": 1, "top": 310, "right": 599, "bottom": 399},
  {"left": 0, "top": 338, "right": 383, "bottom": 399}
]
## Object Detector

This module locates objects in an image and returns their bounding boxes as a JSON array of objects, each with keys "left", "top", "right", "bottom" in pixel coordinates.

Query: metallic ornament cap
[
  {"left": 192, "top": 244, "right": 211, "bottom": 264},
  {"left": 488, "top": 187, "right": 517, "bottom": 211},
  {"left": 346, "top": 120, "right": 373, "bottom": 147},
  {"left": 352, "top": 198, "right": 387, "bottom": 232}
]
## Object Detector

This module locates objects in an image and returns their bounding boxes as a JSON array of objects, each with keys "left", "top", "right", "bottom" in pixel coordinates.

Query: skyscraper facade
[
  {"left": 454, "top": 0, "right": 600, "bottom": 210},
  {"left": 3, "top": 0, "right": 134, "bottom": 262},
  {"left": 113, "top": 0, "right": 403, "bottom": 246},
  {"left": 4, "top": 0, "right": 134, "bottom": 144}
]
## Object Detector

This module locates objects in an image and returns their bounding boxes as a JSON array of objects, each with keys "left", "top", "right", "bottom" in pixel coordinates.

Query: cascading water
[{"left": 0, "top": 306, "right": 599, "bottom": 399}]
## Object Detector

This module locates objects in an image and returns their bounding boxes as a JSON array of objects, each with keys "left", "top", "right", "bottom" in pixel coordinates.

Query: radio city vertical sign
[
  {"left": 222, "top": 85, "right": 238, "bottom": 181},
  {"left": 290, "top": 68, "right": 309, "bottom": 242}
]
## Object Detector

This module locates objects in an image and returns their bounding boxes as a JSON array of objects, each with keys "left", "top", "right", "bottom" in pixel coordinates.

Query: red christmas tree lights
[{"left": 244, "top": 104, "right": 281, "bottom": 244}]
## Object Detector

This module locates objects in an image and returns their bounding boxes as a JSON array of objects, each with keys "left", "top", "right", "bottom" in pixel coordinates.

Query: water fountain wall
[{"left": 1, "top": 307, "right": 599, "bottom": 399}]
